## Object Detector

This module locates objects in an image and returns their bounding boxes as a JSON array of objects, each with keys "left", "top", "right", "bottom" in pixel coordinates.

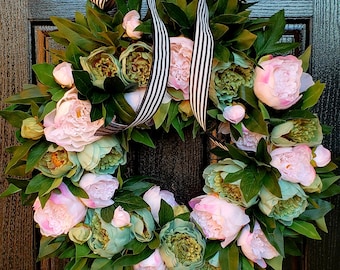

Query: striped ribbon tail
[
  {"left": 95, "top": 0, "right": 170, "bottom": 135},
  {"left": 208, "top": 134, "right": 230, "bottom": 151},
  {"left": 189, "top": 0, "right": 214, "bottom": 131}
]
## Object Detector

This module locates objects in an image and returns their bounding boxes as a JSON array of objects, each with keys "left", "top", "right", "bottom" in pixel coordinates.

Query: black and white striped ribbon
[
  {"left": 90, "top": 0, "right": 115, "bottom": 10},
  {"left": 189, "top": 0, "right": 214, "bottom": 131},
  {"left": 96, "top": 0, "right": 170, "bottom": 135}
]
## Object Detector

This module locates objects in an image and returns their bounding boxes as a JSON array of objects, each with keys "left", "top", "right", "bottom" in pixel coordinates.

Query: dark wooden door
[{"left": 0, "top": 1, "right": 339, "bottom": 269}]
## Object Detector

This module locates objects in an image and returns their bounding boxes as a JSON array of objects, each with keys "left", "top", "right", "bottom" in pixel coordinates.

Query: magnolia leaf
[
  {"left": 32, "top": 63, "right": 59, "bottom": 88},
  {"left": 240, "top": 255, "right": 254, "bottom": 270},
  {"left": 86, "top": 7, "right": 108, "bottom": 37},
  {"left": 266, "top": 255, "right": 283, "bottom": 270},
  {"left": 111, "top": 93, "right": 136, "bottom": 124},
  {"left": 241, "top": 167, "right": 264, "bottom": 202},
  {"left": 159, "top": 199, "right": 175, "bottom": 227},
  {"left": 91, "top": 91, "right": 111, "bottom": 104},
  {"left": 39, "top": 100, "right": 57, "bottom": 121},
  {"left": 65, "top": 43, "right": 87, "bottom": 70},
  {"left": 172, "top": 117, "right": 185, "bottom": 141},
  {"left": 153, "top": 101, "right": 171, "bottom": 129},
  {"left": 114, "top": 193, "right": 149, "bottom": 212},
  {"left": 255, "top": 138, "right": 271, "bottom": 164},
  {"left": 5, "top": 84, "right": 50, "bottom": 104},
  {"left": 135, "top": 19, "right": 152, "bottom": 34},
  {"left": 262, "top": 170, "right": 282, "bottom": 198},
  {"left": 68, "top": 258, "right": 88, "bottom": 270},
  {"left": 131, "top": 129, "right": 155, "bottom": 148},
  {"left": 38, "top": 240, "right": 64, "bottom": 259},
  {"left": 101, "top": 205, "right": 115, "bottom": 223},
  {"left": 75, "top": 11, "right": 88, "bottom": 28},
  {"left": 50, "top": 89, "right": 66, "bottom": 102},
  {"left": 125, "top": 239, "right": 147, "bottom": 254},
  {"left": 148, "top": 233, "right": 160, "bottom": 249},
  {"left": 163, "top": 2, "right": 191, "bottom": 28},
  {"left": 186, "top": 0, "right": 199, "bottom": 24},
  {"left": 214, "top": 43, "right": 231, "bottom": 62},
  {"left": 210, "top": 23, "right": 229, "bottom": 40},
  {"left": 258, "top": 101, "right": 270, "bottom": 120},
  {"left": 299, "top": 199, "right": 333, "bottom": 221},
  {"left": 0, "top": 183, "right": 22, "bottom": 198},
  {"left": 219, "top": 243, "right": 239, "bottom": 270},
  {"left": 25, "top": 174, "right": 52, "bottom": 194},
  {"left": 212, "top": 14, "right": 248, "bottom": 24},
  {"left": 0, "top": 110, "right": 32, "bottom": 129},
  {"left": 231, "top": 29, "right": 257, "bottom": 51},
  {"left": 112, "top": 247, "right": 154, "bottom": 267},
  {"left": 316, "top": 161, "right": 338, "bottom": 173},
  {"left": 224, "top": 143, "right": 251, "bottom": 164},
  {"left": 72, "top": 70, "right": 93, "bottom": 97},
  {"left": 66, "top": 181, "right": 89, "bottom": 199},
  {"left": 42, "top": 178, "right": 63, "bottom": 196},
  {"left": 301, "top": 81, "right": 326, "bottom": 110},
  {"left": 299, "top": 45, "right": 312, "bottom": 72},
  {"left": 320, "top": 175, "right": 340, "bottom": 192},
  {"left": 288, "top": 220, "right": 321, "bottom": 240},
  {"left": 204, "top": 241, "right": 221, "bottom": 260},
  {"left": 264, "top": 224, "right": 285, "bottom": 256},
  {"left": 90, "top": 259, "right": 113, "bottom": 270},
  {"left": 75, "top": 243, "right": 91, "bottom": 258},
  {"left": 315, "top": 217, "right": 328, "bottom": 233},
  {"left": 115, "top": 0, "right": 129, "bottom": 15},
  {"left": 26, "top": 140, "right": 51, "bottom": 173},
  {"left": 239, "top": 86, "right": 258, "bottom": 109},
  {"left": 282, "top": 109, "right": 317, "bottom": 120},
  {"left": 5, "top": 140, "right": 39, "bottom": 174},
  {"left": 243, "top": 108, "right": 268, "bottom": 135}
]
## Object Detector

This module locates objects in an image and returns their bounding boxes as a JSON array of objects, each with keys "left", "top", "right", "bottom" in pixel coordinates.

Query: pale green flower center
[
  {"left": 287, "top": 119, "right": 318, "bottom": 143},
  {"left": 202, "top": 263, "right": 221, "bottom": 270},
  {"left": 213, "top": 175, "right": 242, "bottom": 203},
  {"left": 165, "top": 233, "right": 202, "bottom": 264},
  {"left": 43, "top": 149, "right": 69, "bottom": 170},
  {"left": 273, "top": 195, "right": 302, "bottom": 216},
  {"left": 92, "top": 55, "right": 119, "bottom": 77},
  {"left": 125, "top": 51, "right": 151, "bottom": 86},
  {"left": 92, "top": 213, "right": 110, "bottom": 248},
  {"left": 97, "top": 148, "right": 123, "bottom": 171}
]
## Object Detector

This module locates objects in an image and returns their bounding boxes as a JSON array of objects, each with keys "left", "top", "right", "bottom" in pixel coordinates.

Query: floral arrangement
[{"left": 1, "top": 0, "right": 339, "bottom": 269}]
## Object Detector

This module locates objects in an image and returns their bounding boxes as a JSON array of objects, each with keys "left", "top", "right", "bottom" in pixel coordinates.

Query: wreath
[{"left": 1, "top": 0, "right": 339, "bottom": 269}]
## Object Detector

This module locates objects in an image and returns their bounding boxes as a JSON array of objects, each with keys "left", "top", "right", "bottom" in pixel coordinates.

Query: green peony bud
[
  {"left": 85, "top": 209, "right": 134, "bottom": 259},
  {"left": 77, "top": 136, "right": 126, "bottom": 175},
  {"left": 271, "top": 118, "right": 323, "bottom": 147},
  {"left": 159, "top": 219, "right": 205, "bottom": 269},
  {"left": 119, "top": 41, "right": 152, "bottom": 87},
  {"left": 68, "top": 223, "right": 92, "bottom": 245},
  {"left": 80, "top": 46, "right": 122, "bottom": 88},
  {"left": 21, "top": 117, "right": 44, "bottom": 140},
  {"left": 130, "top": 208, "right": 156, "bottom": 242},
  {"left": 259, "top": 179, "right": 308, "bottom": 226},
  {"left": 35, "top": 145, "right": 83, "bottom": 181}
]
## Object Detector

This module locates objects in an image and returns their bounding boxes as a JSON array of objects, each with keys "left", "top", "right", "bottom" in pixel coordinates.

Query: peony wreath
[{"left": 1, "top": 0, "right": 339, "bottom": 269}]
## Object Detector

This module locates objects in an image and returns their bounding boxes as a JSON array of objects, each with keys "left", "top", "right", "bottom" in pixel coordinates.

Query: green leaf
[
  {"left": 112, "top": 247, "right": 154, "bottom": 267},
  {"left": 131, "top": 129, "right": 155, "bottom": 148},
  {"left": 5, "top": 84, "right": 50, "bottom": 104},
  {"left": 262, "top": 170, "right": 282, "bottom": 198},
  {"left": 41, "top": 178, "right": 63, "bottom": 196},
  {"left": 101, "top": 205, "right": 115, "bottom": 223},
  {"left": 219, "top": 243, "right": 239, "bottom": 270},
  {"left": 240, "top": 167, "right": 263, "bottom": 202},
  {"left": 214, "top": 43, "right": 231, "bottom": 62},
  {"left": 32, "top": 63, "right": 59, "bottom": 88},
  {"left": 111, "top": 93, "right": 136, "bottom": 124},
  {"left": 25, "top": 174, "right": 53, "bottom": 194},
  {"left": 266, "top": 255, "right": 283, "bottom": 270},
  {"left": 73, "top": 70, "right": 94, "bottom": 97},
  {"left": 65, "top": 43, "right": 87, "bottom": 70},
  {"left": 25, "top": 140, "right": 50, "bottom": 173},
  {"left": 91, "top": 259, "right": 113, "bottom": 270},
  {"left": 75, "top": 243, "right": 91, "bottom": 258},
  {"left": 0, "top": 183, "right": 22, "bottom": 198},
  {"left": 66, "top": 181, "right": 89, "bottom": 199},
  {"left": 125, "top": 238, "right": 147, "bottom": 254},
  {"left": 153, "top": 101, "right": 171, "bottom": 129},
  {"left": 288, "top": 220, "right": 321, "bottom": 240},
  {"left": 0, "top": 110, "right": 32, "bottom": 129},
  {"left": 210, "top": 23, "right": 229, "bottom": 40},
  {"left": 158, "top": 199, "right": 175, "bottom": 227},
  {"left": 239, "top": 86, "right": 259, "bottom": 109},
  {"left": 5, "top": 140, "right": 39, "bottom": 174},
  {"left": 299, "top": 45, "right": 312, "bottom": 72},
  {"left": 162, "top": 2, "right": 191, "bottom": 28},
  {"left": 114, "top": 193, "right": 149, "bottom": 212},
  {"left": 243, "top": 108, "right": 268, "bottom": 135},
  {"left": 301, "top": 81, "right": 326, "bottom": 110},
  {"left": 172, "top": 117, "right": 185, "bottom": 141},
  {"left": 299, "top": 199, "right": 333, "bottom": 221},
  {"left": 231, "top": 29, "right": 257, "bottom": 51},
  {"left": 204, "top": 241, "right": 221, "bottom": 260}
]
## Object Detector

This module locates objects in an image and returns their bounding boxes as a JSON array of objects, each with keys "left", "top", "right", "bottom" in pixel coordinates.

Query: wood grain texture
[{"left": 0, "top": 1, "right": 36, "bottom": 270}]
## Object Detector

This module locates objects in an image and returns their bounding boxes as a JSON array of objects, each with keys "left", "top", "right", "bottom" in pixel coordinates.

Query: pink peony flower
[
  {"left": 254, "top": 55, "right": 306, "bottom": 110},
  {"left": 78, "top": 173, "right": 119, "bottom": 208},
  {"left": 223, "top": 104, "right": 245, "bottom": 124},
  {"left": 111, "top": 206, "right": 131, "bottom": 228},
  {"left": 122, "top": 10, "right": 143, "bottom": 40},
  {"left": 52, "top": 62, "right": 74, "bottom": 88},
  {"left": 133, "top": 249, "right": 166, "bottom": 270},
  {"left": 143, "top": 186, "right": 178, "bottom": 223},
  {"left": 168, "top": 37, "right": 194, "bottom": 100},
  {"left": 237, "top": 221, "right": 279, "bottom": 268},
  {"left": 189, "top": 194, "right": 250, "bottom": 248},
  {"left": 33, "top": 182, "right": 87, "bottom": 237},
  {"left": 43, "top": 88, "right": 104, "bottom": 152},
  {"left": 313, "top": 145, "right": 331, "bottom": 167},
  {"left": 231, "top": 124, "right": 266, "bottom": 152},
  {"left": 270, "top": 144, "right": 316, "bottom": 186}
]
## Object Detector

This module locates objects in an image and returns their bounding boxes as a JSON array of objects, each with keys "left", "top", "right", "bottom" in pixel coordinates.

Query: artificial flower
[
  {"left": 77, "top": 136, "right": 126, "bottom": 174},
  {"left": 124, "top": 87, "right": 146, "bottom": 112},
  {"left": 259, "top": 179, "right": 308, "bottom": 226},
  {"left": 189, "top": 194, "right": 250, "bottom": 247},
  {"left": 130, "top": 208, "right": 156, "bottom": 242},
  {"left": 21, "top": 117, "right": 44, "bottom": 140},
  {"left": 78, "top": 173, "right": 119, "bottom": 208},
  {"left": 237, "top": 221, "right": 280, "bottom": 268},
  {"left": 43, "top": 88, "right": 104, "bottom": 152},
  {"left": 122, "top": 10, "right": 143, "bottom": 40},
  {"left": 111, "top": 206, "right": 131, "bottom": 228},
  {"left": 68, "top": 223, "right": 92, "bottom": 245},
  {"left": 85, "top": 208, "right": 134, "bottom": 258},
  {"left": 143, "top": 185, "right": 178, "bottom": 223},
  {"left": 271, "top": 118, "right": 323, "bottom": 147},
  {"left": 203, "top": 158, "right": 257, "bottom": 207},
  {"left": 133, "top": 248, "right": 166, "bottom": 270},
  {"left": 313, "top": 145, "right": 331, "bottom": 167},
  {"left": 119, "top": 41, "right": 152, "bottom": 86},
  {"left": 302, "top": 175, "right": 323, "bottom": 193},
  {"left": 222, "top": 104, "right": 246, "bottom": 124},
  {"left": 231, "top": 124, "right": 266, "bottom": 152},
  {"left": 270, "top": 144, "right": 316, "bottom": 186},
  {"left": 80, "top": 46, "right": 121, "bottom": 88},
  {"left": 35, "top": 145, "right": 83, "bottom": 181},
  {"left": 52, "top": 61, "right": 74, "bottom": 88},
  {"left": 254, "top": 55, "right": 313, "bottom": 110},
  {"left": 168, "top": 36, "right": 194, "bottom": 100},
  {"left": 159, "top": 218, "right": 206, "bottom": 269},
  {"left": 33, "top": 182, "right": 87, "bottom": 237}
]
